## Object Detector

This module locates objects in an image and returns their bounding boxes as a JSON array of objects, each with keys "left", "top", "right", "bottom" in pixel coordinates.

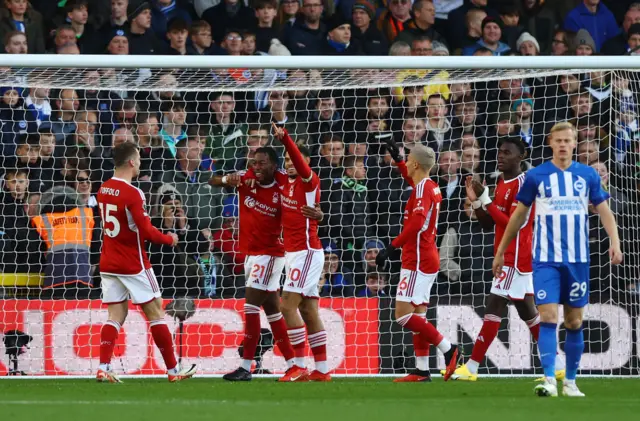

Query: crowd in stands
[{"left": 0, "top": 0, "right": 639, "bottom": 300}]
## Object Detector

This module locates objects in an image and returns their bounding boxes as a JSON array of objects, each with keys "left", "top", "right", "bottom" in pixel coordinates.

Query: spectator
[
  {"left": 327, "top": 155, "right": 369, "bottom": 251},
  {"left": 455, "top": 8, "right": 487, "bottom": 53},
  {"left": 436, "top": 146, "right": 469, "bottom": 227},
  {"left": 71, "top": 109, "right": 99, "bottom": 157},
  {"left": 351, "top": 0, "right": 387, "bottom": 56},
  {"left": 564, "top": 0, "right": 620, "bottom": 53},
  {"left": 0, "top": 169, "right": 31, "bottom": 273},
  {"left": 230, "top": 123, "right": 270, "bottom": 171},
  {"left": 318, "top": 241, "right": 354, "bottom": 297},
  {"left": 4, "top": 30, "right": 27, "bottom": 53},
  {"left": 388, "top": 39, "right": 410, "bottom": 55},
  {"left": 313, "top": 134, "right": 345, "bottom": 193},
  {"left": 135, "top": 112, "right": 168, "bottom": 182},
  {"left": 3, "top": 135, "right": 39, "bottom": 187},
  {"left": 150, "top": 190, "right": 210, "bottom": 297},
  {"left": 354, "top": 238, "right": 385, "bottom": 288},
  {"left": 602, "top": 3, "right": 640, "bottom": 55},
  {"left": 212, "top": 195, "right": 245, "bottom": 297},
  {"left": 188, "top": 20, "right": 224, "bottom": 55},
  {"left": 73, "top": 169, "right": 97, "bottom": 208},
  {"left": 221, "top": 28, "right": 243, "bottom": 55},
  {"left": 395, "top": 0, "right": 446, "bottom": 47},
  {"left": 162, "top": 136, "right": 223, "bottom": 230},
  {"left": 205, "top": 92, "right": 248, "bottom": 174},
  {"left": 357, "top": 269, "right": 390, "bottom": 297},
  {"left": 264, "top": 90, "right": 308, "bottom": 141},
  {"left": 241, "top": 31, "right": 256, "bottom": 55},
  {"left": 550, "top": 28, "right": 570, "bottom": 55},
  {"left": 322, "top": 13, "right": 362, "bottom": 55},
  {"left": 377, "top": 0, "right": 412, "bottom": 44},
  {"left": 400, "top": 115, "right": 427, "bottom": 149},
  {"left": 517, "top": 32, "right": 540, "bottom": 56},
  {"left": 166, "top": 17, "right": 189, "bottom": 55},
  {"left": 282, "top": 0, "right": 325, "bottom": 55},
  {"left": 307, "top": 91, "right": 345, "bottom": 149},
  {"left": 277, "top": 0, "right": 299, "bottom": 28},
  {"left": 106, "top": 28, "right": 129, "bottom": 54},
  {"left": 626, "top": 23, "right": 640, "bottom": 55},
  {"left": 460, "top": 145, "right": 481, "bottom": 177},
  {"left": 32, "top": 185, "right": 100, "bottom": 291},
  {"left": 60, "top": 0, "right": 94, "bottom": 53},
  {"left": 451, "top": 96, "right": 484, "bottom": 141},
  {"left": 613, "top": 90, "right": 640, "bottom": 164},
  {"left": 159, "top": 99, "right": 187, "bottom": 157},
  {"left": 410, "top": 35, "right": 432, "bottom": 55},
  {"left": 202, "top": 0, "right": 254, "bottom": 44},
  {"left": 36, "top": 128, "right": 61, "bottom": 191},
  {"left": 577, "top": 138, "right": 602, "bottom": 166},
  {"left": 0, "top": 0, "right": 45, "bottom": 54},
  {"left": 462, "top": 16, "right": 511, "bottom": 56},
  {"left": 432, "top": 40, "right": 449, "bottom": 55},
  {"left": 448, "top": 0, "right": 496, "bottom": 51},
  {"left": 0, "top": 86, "right": 29, "bottom": 160},
  {"left": 498, "top": 2, "right": 523, "bottom": 50},
  {"left": 425, "top": 93, "right": 453, "bottom": 152},
  {"left": 520, "top": 0, "right": 563, "bottom": 54},
  {"left": 150, "top": 0, "right": 192, "bottom": 43},
  {"left": 127, "top": 0, "right": 164, "bottom": 55},
  {"left": 94, "top": 0, "right": 129, "bottom": 53},
  {"left": 252, "top": 0, "right": 279, "bottom": 53},
  {"left": 573, "top": 29, "right": 596, "bottom": 56},
  {"left": 50, "top": 25, "right": 76, "bottom": 53}
]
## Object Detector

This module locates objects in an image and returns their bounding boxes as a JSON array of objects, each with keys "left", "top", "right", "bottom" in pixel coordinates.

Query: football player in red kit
[
  {"left": 376, "top": 140, "right": 460, "bottom": 382},
  {"left": 96, "top": 142, "right": 196, "bottom": 383},
  {"left": 209, "top": 146, "right": 322, "bottom": 381},
  {"left": 451, "top": 137, "right": 563, "bottom": 382}
]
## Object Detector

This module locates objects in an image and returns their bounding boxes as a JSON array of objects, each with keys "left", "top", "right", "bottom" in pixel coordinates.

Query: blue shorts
[{"left": 532, "top": 262, "right": 590, "bottom": 308}]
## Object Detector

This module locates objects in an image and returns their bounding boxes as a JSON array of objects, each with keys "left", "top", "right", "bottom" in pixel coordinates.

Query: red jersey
[
  {"left": 237, "top": 173, "right": 285, "bottom": 256},
  {"left": 97, "top": 177, "right": 174, "bottom": 275},
  {"left": 273, "top": 170, "right": 323, "bottom": 252},
  {"left": 490, "top": 174, "right": 533, "bottom": 273}
]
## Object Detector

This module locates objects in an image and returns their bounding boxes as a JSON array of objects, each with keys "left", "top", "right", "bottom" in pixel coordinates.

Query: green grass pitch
[{"left": 1, "top": 378, "right": 639, "bottom": 421}]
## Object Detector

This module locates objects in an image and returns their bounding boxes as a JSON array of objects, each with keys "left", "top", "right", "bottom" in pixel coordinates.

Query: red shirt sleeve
[
  {"left": 280, "top": 130, "right": 312, "bottom": 181},
  {"left": 395, "top": 161, "right": 415, "bottom": 188},
  {"left": 128, "top": 191, "right": 173, "bottom": 246},
  {"left": 392, "top": 212, "right": 427, "bottom": 248},
  {"left": 485, "top": 203, "right": 511, "bottom": 228}
]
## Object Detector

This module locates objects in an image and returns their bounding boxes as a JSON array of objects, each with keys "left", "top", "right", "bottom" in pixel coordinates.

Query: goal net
[{"left": 0, "top": 56, "right": 637, "bottom": 377}]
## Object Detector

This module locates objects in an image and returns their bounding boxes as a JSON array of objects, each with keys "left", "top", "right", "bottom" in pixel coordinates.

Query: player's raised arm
[
  {"left": 208, "top": 173, "right": 242, "bottom": 188},
  {"left": 381, "top": 135, "right": 414, "bottom": 188},
  {"left": 128, "top": 193, "right": 177, "bottom": 246},
  {"left": 271, "top": 123, "right": 313, "bottom": 182},
  {"left": 466, "top": 176, "right": 499, "bottom": 231}
]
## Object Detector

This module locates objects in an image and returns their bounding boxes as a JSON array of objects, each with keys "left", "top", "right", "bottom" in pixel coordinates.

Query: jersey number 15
[{"left": 99, "top": 203, "right": 121, "bottom": 238}]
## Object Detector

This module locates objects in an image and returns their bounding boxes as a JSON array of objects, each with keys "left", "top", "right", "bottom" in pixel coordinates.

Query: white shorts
[
  {"left": 396, "top": 269, "right": 437, "bottom": 306},
  {"left": 491, "top": 266, "right": 534, "bottom": 300},
  {"left": 101, "top": 268, "right": 161, "bottom": 305},
  {"left": 283, "top": 249, "right": 324, "bottom": 298},
  {"left": 244, "top": 255, "right": 285, "bottom": 292}
]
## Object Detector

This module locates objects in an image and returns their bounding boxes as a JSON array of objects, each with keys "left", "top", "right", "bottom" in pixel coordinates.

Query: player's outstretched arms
[
  {"left": 492, "top": 202, "right": 530, "bottom": 277},
  {"left": 208, "top": 173, "right": 242, "bottom": 188},
  {"left": 301, "top": 203, "right": 324, "bottom": 221},
  {"left": 271, "top": 123, "right": 313, "bottom": 181},
  {"left": 595, "top": 201, "right": 623, "bottom": 264},
  {"left": 466, "top": 176, "right": 494, "bottom": 230}
]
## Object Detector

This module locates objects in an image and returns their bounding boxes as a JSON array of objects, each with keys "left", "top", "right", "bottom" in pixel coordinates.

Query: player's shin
[
  {"left": 99, "top": 320, "right": 121, "bottom": 371},
  {"left": 308, "top": 330, "right": 328, "bottom": 374},
  {"left": 266, "top": 312, "right": 295, "bottom": 368},
  {"left": 149, "top": 319, "right": 179, "bottom": 373},
  {"left": 468, "top": 314, "right": 501, "bottom": 374},
  {"left": 564, "top": 327, "right": 584, "bottom": 382},
  {"left": 538, "top": 322, "right": 558, "bottom": 380},
  {"left": 242, "top": 303, "right": 262, "bottom": 371},
  {"left": 287, "top": 326, "right": 307, "bottom": 367},
  {"left": 396, "top": 311, "right": 450, "bottom": 353},
  {"left": 412, "top": 313, "right": 430, "bottom": 372}
]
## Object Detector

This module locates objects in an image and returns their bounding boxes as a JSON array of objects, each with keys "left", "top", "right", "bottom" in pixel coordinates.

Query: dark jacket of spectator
[
  {"left": 456, "top": 210, "right": 495, "bottom": 294},
  {"left": 202, "top": 1, "right": 255, "bottom": 44},
  {"left": 0, "top": 190, "right": 31, "bottom": 273},
  {"left": 0, "top": 7, "right": 45, "bottom": 54},
  {"left": 283, "top": 17, "right": 327, "bottom": 55},
  {"left": 564, "top": 1, "right": 620, "bottom": 52},
  {"left": 128, "top": 28, "right": 166, "bottom": 55},
  {"left": 151, "top": 0, "right": 193, "bottom": 42},
  {"left": 366, "top": 160, "right": 411, "bottom": 242},
  {"left": 351, "top": 24, "right": 388, "bottom": 56},
  {"left": 394, "top": 19, "right": 447, "bottom": 47},
  {"left": 326, "top": 175, "right": 370, "bottom": 249},
  {"left": 0, "top": 94, "right": 30, "bottom": 161},
  {"left": 520, "top": 0, "right": 562, "bottom": 54},
  {"left": 320, "top": 36, "right": 364, "bottom": 55}
]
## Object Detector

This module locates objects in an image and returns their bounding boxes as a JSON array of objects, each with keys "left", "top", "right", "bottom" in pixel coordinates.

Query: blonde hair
[
  {"left": 550, "top": 121, "right": 578, "bottom": 139},
  {"left": 411, "top": 144, "right": 436, "bottom": 171}
]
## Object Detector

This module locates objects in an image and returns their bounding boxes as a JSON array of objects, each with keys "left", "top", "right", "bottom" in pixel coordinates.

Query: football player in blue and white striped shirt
[{"left": 493, "top": 122, "right": 623, "bottom": 398}]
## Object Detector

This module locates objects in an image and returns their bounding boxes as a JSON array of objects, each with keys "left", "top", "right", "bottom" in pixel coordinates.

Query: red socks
[
  {"left": 397, "top": 313, "right": 443, "bottom": 345},
  {"left": 99, "top": 320, "right": 121, "bottom": 366},
  {"left": 287, "top": 326, "right": 307, "bottom": 367},
  {"left": 470, "top": 314, "right": 501, "bottom": 363},
  {"left": 526, "top": 313, "right": 541, "bottom": 341},
  {"left": 149, "top": 319, "right": 178, "bottom": 371},
  {"left": 308, "top": 330, "right": 328, "bottom": 374},
  {"left": 266, "top": 312, "right": 295, "bottom": 362},
  {"left": 243, "top": 304, "right": 262, "bottom": 362}
]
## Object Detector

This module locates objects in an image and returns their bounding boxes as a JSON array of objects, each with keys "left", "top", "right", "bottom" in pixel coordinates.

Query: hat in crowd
[
  {"left": 481, "top": 16, "right": 503, "bottom": 33},
  {"left": 511, "top": 96, "right": 534, "bottom": 112},
  {"left": 0, "top": 86, "right": 23, "bottom": 97},
  {"left": 160, "top": 191, "right": 181, "bottom": 206},
  {"left": 107, "top": 28, "right": 128, "bottom": 44},
  {"left": 222, "top": 195, "right": 239, "bottom": 218},
  {"left": 364, "top": 238, "right": 386, "bottom": 252},
  {"left": 322, "top": 240, "right": 340, "bottom": 258},
  {"left": 432, "top": 41, "right": 450, "bottom": 56},
  {"left": 620, "top": 90, "right": 637, "bottom": 114},
  {"left": 128, "top": 0, "right": 151, "bottom": 21},
  {"left": 268, "top": 38, "right": 291, "bottom": 56},
  {"left": 326, "top": 13, "right": 350, "bottom": 32},
  {"left": 628, "top": 23, "right": 640, "bottom": 38},
  {"left": 574, "top": 29, "right": 596, "bottom": 53},
  {"left": 516, "top": 32, "right": 540, "bottom": 53},
  {"left": 353, "top": 0, "right": 376, "bottom": 20}
]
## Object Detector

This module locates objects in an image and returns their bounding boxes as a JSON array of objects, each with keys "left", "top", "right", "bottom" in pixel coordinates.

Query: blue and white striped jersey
[{"left": 516, "top": 161, "right": 609, "bottom": 264}]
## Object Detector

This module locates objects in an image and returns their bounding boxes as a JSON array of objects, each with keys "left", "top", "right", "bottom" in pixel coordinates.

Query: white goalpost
[{"left": 0, "top": 55, "right": 637, "bottom": 378}]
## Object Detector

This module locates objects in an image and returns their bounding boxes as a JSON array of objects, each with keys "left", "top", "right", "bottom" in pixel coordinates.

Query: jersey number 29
[{"left": 99, "top": 203, "right": 121, "bottom": 238}]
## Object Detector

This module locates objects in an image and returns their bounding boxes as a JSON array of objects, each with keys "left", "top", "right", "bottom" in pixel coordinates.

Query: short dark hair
[
  {"left": 255, "top": 0, "right": 278, "bottom": 10},
  {"left": 168, "top": 18, "right": 189, "bottom": 33},
  {"left": 66, "top": 0, "right": 88, "bottom": 13},
  {"left": 297, "top": 145, "right": 311, "bottom": 158},
  {"left": 342, "top": 155, "right": 364, "bottom": 169},
  {"left": 498, "top": 136, "right": 526, "bottom": 155},
  {"left": 187, "top": 125, "right": 207, "bottom": 138},
  {"left": 4, "top": 168, "right": 28, "bottom": 180},
  {"left": 160, "top": 99, "right": 186, "bottom": 113},
  {"left": 320, "top": 134, "right": 343, "bottom": 145},
  {"left": 113, "top": 142, "right": 139, "bottom": 168},
  {"left": 136, "top": 111, "right": 158, "bottom": 125},
  {"left": 255, "top": 146, "right": 279, "bottom": 165}
]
